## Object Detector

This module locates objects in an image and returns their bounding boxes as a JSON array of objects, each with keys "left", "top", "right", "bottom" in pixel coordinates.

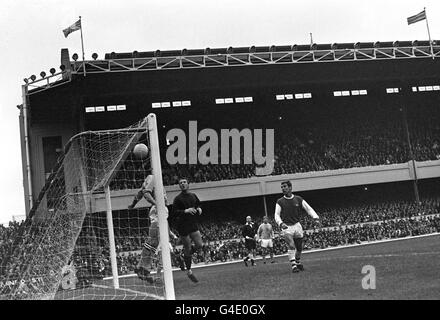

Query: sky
[{"left": 0, "top": 0, "right": 439, "bottom": 225}]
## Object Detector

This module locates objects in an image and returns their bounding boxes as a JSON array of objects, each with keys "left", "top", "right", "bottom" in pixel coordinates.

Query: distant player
[
  {"left": 172, "top": 178, "right": 203, "bottom": 283},
  {"left": 274, "top": 180, "right": 320, "bottom": 273},
  {"left": 242, "top": 216, "right": 257, "bottom": 267},
  {"left": 257, "top": 216, "right": 275, "bottom": 264},
  {"left": 128, "top": 174, "right": 184, "bottom": 283}
]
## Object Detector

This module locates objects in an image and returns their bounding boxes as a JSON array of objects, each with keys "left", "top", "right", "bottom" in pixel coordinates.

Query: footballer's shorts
[
  {"left": 245, "top": 239, "right": 257, "bottom": 250},
  {"left": 259, "top": 239, "right": 273, "bottom": 248},
  {"left": 176, "top": 223, "right": 199, "bottom": 237},
  {"left": 281, "top": 222, "right": 304, "bottom": 239}
]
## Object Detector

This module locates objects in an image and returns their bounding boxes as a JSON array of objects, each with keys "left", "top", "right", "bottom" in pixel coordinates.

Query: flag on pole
[
  {"left": 63, "top": 19, "right": 81, "bottom": 38},
  {"left": 407, "top": 10, "right": 426, "bottom": 25}
]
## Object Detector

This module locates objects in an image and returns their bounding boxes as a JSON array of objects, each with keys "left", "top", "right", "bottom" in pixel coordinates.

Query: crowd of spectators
[
  {"left": 109, "top": 103, "right": 440, "bottom": 189},
  {"left": 96, "top": 213, "right": 440, "bottom": 276},
  {"left": 1, "top": 196, "right": 439, "bottom": 287},
  {"left": 78, "top": 196, "right": 440, "bottom": 275}
]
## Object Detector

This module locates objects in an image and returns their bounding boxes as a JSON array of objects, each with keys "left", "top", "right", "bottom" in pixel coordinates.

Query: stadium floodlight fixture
[
  {"left": 433, "top": 85, "right": 440, "bottom": 91},
  {"left": 161, "top": 102, "right": 171, "bottom": 108},
  {"left": 92, "top": 53, "right": 98, "bottom": 60},
  {"left": 173, "top": 101, "right": 182, "bottom": 107},
  {"left": 40, "top": 71, "right": 46, "bottom": 78},
  {"left": 72, "top": 53, "right": 79, "bottom": 61},
  {"left": 304, "top": 93, "right": 312, "bottom": 99},
  {"left": 49, "top": 68, "right": 56, "bottom": 75},
  {"left": 85, "top": 107, "right": 95, "bottom": 113},
  {"left": 295, "top": 93, "right": 304, "bottom": 99},
  {"left": 225, "top": 98, "right": 234, "bottom": 104},
  {"left": 276, "top": 95, "right": 285, "bottom": 101},
  {"left": 285, "top": 94, "right": 293, "bottom": 100},
  {"left": 418, "top": 86, "right": 426, "bottom": 92},
  {"left": 244, "top": 97, "right": 253, "bottom": 102},
  {"left": 107, "top": 105, "right": 117, "bottom": 111},
  {"left": 95, "top": 106, "right": 105, "bottom": 112},
  {"left": 359, "top": 90, "right": 367, "bottom": 95},
  {"left": 235, "top": 97, "right": 244, "bottom": 103},
  {"left": 333, "top": 91, "right": 342, "bottom": 97},
  {"left": 116, "top": 105, "right": 126, "bottom": 111},
  {"left": 351, "top": 90, "right": 360, "bottom": 96},
  {"left": 182, "top": 100, "right": 191, "bottom": 106},
  {"left": 30, "top": 75, "right": 37, "bottom": 82},
  {"left": 152, "top": 102, "right": 161, "bottom": 108},
  {"left": 426, "top": 86, "right": 433, "bottom": 91},
  {"left": 412, "top": 87, "right": 418, "bottom": 92},
  {"left": 386, "top": 88, "right": 394, "bottom": 94},
  {"left": 215, "top": 98, "right": 225, "bottom": 104},
  {"left": 342, "top": 91, "right": 350, "bottom": 96}
]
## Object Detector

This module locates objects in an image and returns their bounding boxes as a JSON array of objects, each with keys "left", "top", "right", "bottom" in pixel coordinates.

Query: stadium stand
[{"left": 108, "top": 101, "right": 440, "bottom": 189}]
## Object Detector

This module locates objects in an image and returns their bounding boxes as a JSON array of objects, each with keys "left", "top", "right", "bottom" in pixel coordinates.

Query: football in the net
[{"left": 133, "top": 143, "right": 149, "bottom": 159}]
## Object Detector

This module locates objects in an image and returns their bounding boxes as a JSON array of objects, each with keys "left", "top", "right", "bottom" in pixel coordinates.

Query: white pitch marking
[{"left": 305, "top": 251, "right": 440, "bottom": 263}]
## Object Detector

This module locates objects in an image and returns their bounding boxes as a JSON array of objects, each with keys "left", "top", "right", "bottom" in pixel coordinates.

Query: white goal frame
[{"left": 103, "top": 113, "right": 175, "bottom": 300}]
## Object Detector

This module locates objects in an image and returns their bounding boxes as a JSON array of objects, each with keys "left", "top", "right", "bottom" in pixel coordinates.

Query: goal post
[
  {"left": 147, "top": 113, "right": 175, "bottom": 300},
  {"left": 0, "top": 113, "right": 175, "bottom": 300}
]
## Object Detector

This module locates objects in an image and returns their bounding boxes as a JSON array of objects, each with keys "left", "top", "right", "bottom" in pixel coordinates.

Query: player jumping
[
  {"left": 274, "top": 180, "right": 320, "bottom": 273},
  {"left": 257, "top": 215, "right": 275, "bottom": 264},
  {"left": 128, "top": 174, "right": 184, "bottom": 283}
]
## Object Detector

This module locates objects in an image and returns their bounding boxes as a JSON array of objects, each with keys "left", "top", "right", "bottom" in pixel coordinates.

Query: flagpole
[
  {"left": 424, "top": 8, "right": 435, "bottom": 59},
  {"left": 79, "top": 16, "right": 87, "bottom": 76}
]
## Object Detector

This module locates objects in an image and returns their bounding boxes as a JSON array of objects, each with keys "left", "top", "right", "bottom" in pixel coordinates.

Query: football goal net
[{"left": 0, "top": 113, "right": 175, "bottom": 300}]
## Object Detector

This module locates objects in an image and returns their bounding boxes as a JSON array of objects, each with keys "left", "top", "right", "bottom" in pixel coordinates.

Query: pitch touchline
[{"left": 305, "top": 250, "right": 440, "bottom": 263}]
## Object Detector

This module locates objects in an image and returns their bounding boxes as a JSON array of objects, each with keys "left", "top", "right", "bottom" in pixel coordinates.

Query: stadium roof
[{"left": 24, "top": 40, "right": 440, "bottom": 95}]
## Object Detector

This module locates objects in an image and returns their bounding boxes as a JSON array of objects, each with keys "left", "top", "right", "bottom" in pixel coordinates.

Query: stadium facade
[{"left": 18, "top": 41, "right": 440, "bottom": 216}]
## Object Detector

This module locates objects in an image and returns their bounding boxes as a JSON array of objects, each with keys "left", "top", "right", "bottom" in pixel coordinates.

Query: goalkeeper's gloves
[{"left": 279, "top": 223, "right": 288, "bottom": 230}]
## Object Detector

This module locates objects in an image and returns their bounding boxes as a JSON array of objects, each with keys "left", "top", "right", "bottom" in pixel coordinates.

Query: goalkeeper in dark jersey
[
  {"left": 172, "top": 178, "right": 203, "bottom": 283},
  {"left": 274, "top": 180, "right": 320, "bottom": 273},
  {"left": 128, "top": 174, "right": 184, "bottom": 283}
]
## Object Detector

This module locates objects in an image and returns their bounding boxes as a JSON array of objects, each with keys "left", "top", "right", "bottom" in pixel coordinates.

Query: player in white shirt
[
  {"left": 274, "top": 180, "right": 320, "bottom": 273},
  {"left": 257, "top": 216, "right": 275, "bottom": 264},
  {"left": 128, "top": 174, "right": 184, "bottom": 283}
]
